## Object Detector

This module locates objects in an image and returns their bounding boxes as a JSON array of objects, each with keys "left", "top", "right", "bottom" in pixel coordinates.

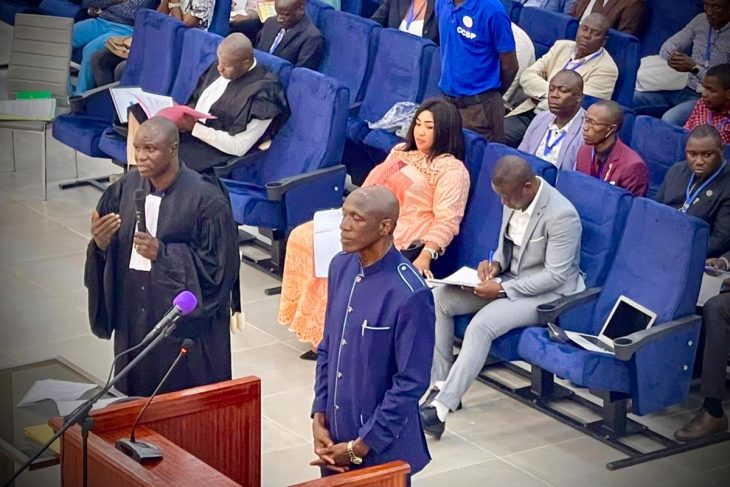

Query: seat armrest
[
  {"left": 536, "top": 287, "right": 602, "bottom": 324},
  {"left": 69, "top": 81, "right": 120, "bottom": 113},
  {"left": 266, "top": 165, "right": 346, "bottom": 201},
  {"left": 613, "top": 314, "right": 701, "bottom": 361},
  {"left": 213, "top": 150, "right": 266, "bottom": 178}
]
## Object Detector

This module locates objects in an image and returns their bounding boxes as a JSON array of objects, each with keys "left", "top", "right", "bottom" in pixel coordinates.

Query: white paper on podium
[
  {"left": 17, "top": 379, "right": 97, "bottom": 407},
  {"left": 55, "top": 397, "right": 131, "bottom": 416},
  {"left": 313, "top": 208, "right": 343, "bottom": 278}
]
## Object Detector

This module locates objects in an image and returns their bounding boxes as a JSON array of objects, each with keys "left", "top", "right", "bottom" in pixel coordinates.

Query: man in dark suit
[
  {"left": 255, "top": 0, "right": 324, "bottom": 70},
  {"left": 370, "top": 0, "right": 439, "bottom": 44},
  {"left": 571, "top": 0, "right": 645, "bottom": 35}
]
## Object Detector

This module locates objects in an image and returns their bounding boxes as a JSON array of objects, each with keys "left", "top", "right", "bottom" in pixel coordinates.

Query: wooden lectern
[{"left": 49, "top": 377, "right": 261, "bottom": 486}]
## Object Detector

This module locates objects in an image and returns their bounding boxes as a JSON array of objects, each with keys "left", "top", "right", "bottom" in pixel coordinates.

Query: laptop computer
[{"left": 564, "top": 295, "right": 657, "bottom": 354}]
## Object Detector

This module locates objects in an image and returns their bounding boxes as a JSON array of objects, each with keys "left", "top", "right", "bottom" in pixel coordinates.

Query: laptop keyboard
[{"left": 581, "top": 335, "right": 614, "bottom": 352}]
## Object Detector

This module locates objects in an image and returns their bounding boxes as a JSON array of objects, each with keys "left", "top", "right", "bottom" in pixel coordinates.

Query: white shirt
[
  {"left": 399, "top": 18, "right": 424, "bottom": 37},
  {"left": 507, "top": 177, "right": 545, "bottom": 248},
  {"left": 191, "top": 59, "right": 273, "bottom": 157},
  {"left": 522, "top": 0, "right": 543, "bottom": 6},
  {"left": 535, "top": 110, "right": 581, "bottom": 168},
  {"left": 581, "top": 0, "right": 610, "bottom": 21}
]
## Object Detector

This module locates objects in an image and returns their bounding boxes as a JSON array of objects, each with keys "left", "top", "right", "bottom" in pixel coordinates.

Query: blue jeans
[
  {"left": 632, "top": 87, "right": 701, "bottom": 127},
  {"left": 72, "top": 18, "right": 133, "bottom": 94}
]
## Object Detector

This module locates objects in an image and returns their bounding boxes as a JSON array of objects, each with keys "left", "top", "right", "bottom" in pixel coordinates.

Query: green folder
[{"left": 16, "top": 91, "right": 53, "bottom": 100}]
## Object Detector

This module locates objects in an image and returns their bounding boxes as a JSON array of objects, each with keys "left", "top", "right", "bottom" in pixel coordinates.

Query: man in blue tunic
[{"left": 310, "top": 186, "right": 435, "bottom": 478}]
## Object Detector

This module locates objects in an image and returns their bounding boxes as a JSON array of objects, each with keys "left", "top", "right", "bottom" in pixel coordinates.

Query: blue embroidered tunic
[{"left": 312, "top": 246, "right": 435, "bottom": 474}]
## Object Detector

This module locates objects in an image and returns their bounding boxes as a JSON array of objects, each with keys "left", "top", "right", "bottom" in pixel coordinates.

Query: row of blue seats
[{"left": 431, "top": 133, "right": 707, "bottom": 430}]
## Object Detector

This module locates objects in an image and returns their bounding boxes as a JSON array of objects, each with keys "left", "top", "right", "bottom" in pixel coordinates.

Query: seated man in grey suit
[
  {"left": 518, "top": 70, "right": 586, "bottom": 171},
  {"left": 420, "top": 155, "right": 585, "bottom": 439}
]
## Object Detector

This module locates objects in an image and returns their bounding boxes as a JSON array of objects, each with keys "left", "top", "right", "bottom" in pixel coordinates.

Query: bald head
[
  {"left": 576, "top": 12, "right": 609, "bottom": 58},
  {"left": 349, "top": 186, "right": 400, "bottom": 223},
  {"left": 551, "top": 69, "right": 584, "bottom": 92},
  {"left": 132, "top": 116, "right": 180, "bottom": 185},
  {"left": 492, "top": 156, "right": 536, "bottom": 189},
  {"left": 217, "top": 33, "right": 254, "bottom": 80},
  {"left": 139, "top": 116, "right": 179, "bottom": 148}
]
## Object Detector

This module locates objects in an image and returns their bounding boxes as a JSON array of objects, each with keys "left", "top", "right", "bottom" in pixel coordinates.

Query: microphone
[
  {"left": 134, "top": 189, "right": 147, "bottom": 233},
  {"left": 140, "top": 290, "right": 198, "bottom": 346},
  {"left": 115, "top": 339, "right": 195, "bottom": 463}
]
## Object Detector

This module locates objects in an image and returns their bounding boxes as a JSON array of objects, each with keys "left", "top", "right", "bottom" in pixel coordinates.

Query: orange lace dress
[{"left": 277, "top": 146, "right": 470, "bottom": 346}]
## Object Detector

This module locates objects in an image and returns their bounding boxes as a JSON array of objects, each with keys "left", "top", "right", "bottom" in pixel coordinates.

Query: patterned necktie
[{"left": 269, "top": 28, "right": 285, "bottom": 53}]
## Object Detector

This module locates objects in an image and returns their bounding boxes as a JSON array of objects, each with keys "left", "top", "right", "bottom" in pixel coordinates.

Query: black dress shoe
[
  {"left": 420, "top": 405, "right": 445, "bottom": 440},
  {"left": 422, "top": 387, "right": 462, "bottom": 411},
  {"left": 300, "top": 350, "right": 318, "bottom": 360}
]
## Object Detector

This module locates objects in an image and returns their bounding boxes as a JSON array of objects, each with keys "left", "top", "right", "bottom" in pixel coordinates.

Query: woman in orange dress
[{"left": 278, "top": 98, "right": 471, "bottom": 358}]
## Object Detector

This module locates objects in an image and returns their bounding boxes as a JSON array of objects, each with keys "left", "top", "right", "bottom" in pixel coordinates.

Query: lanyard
[
  {"left": 406, "top": 0, "right": 427, "bottom": 29},
  {"left": 563, "top": 49, "right": 603, "bottom": 71},
  {"left": 681, "top": 160, "right": 727, "bottom": 212},
  {"left": 543, "top": 129, "right": 566, "bottom": 156},
  {"left": 705, "top": 28, "right": 714, "bottom": 68}
]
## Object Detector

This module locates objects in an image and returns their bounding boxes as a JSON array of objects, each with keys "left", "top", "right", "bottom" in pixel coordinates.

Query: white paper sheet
[
  {"left": 427, "top": 266, "right": 481, "bottom": 288},
  {"left": 698, "top": 272, "right": 727, "bottom": 306},
  {"left": 313, "top": 208, "right": 343, "bottom": 278},
  {"left": 110, "top": 86, "right": 144, "bottom": 123},
  {"left": 55, "top": 397, "right": 130, "bottom": 416},
  {"left": 17, "top": 379, "right": 97, "bottom": 407}
]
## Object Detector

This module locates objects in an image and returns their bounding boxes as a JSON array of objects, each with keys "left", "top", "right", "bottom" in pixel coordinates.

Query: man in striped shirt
[{"left": 633, "top": 0, "right": 730, "bottom": 126}]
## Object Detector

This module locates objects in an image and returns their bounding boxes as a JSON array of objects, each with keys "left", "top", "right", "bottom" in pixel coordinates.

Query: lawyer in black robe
[{"left": 85, "top": 126, "right": 240, "bottom": 396}]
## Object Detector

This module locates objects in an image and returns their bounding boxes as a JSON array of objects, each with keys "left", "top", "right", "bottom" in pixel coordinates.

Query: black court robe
[
  {"left": 180, "top": 62, "right": 291, "bottom": 172},
  {"left": 84, "top": 165, "right": 240, "bottom": 396}
]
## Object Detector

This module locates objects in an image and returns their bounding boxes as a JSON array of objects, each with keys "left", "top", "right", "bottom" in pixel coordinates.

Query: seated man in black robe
[
  {"left": 128, "top": 32, "right": 290, "bottom": 173},
  {"left": 86, "top": 117, "right": 240, "bottom": 396},
  {"left": 255, "top": 0, "right": 324, "bottom": 70}
]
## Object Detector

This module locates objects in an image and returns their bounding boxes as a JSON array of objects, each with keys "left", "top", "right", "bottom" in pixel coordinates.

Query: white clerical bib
[{"left": 129, "top": 194, "right": 162, "bottom": 272}]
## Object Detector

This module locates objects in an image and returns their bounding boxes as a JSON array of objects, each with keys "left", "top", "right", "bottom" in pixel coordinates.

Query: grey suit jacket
[{"left": 494, "top": 179, "right": 585, "bottom": 299}]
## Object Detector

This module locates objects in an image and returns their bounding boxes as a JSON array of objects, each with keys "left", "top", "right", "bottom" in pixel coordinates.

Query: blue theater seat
[
  {"left": 499, "top": 0, "right": 523, "bottom": 23},
  {"left": 318, "top": 9, "right": 381, "bottom": 106},
  {"left": 518, "top": 197, "right": 707, "bottom": 418},
  {"left": 52, "top": 10, "right": 185, "bottom": 161},
  {"left": 630, "top": 115, "right": 689, "bottom": 199},
  {"left": 344, "top": 28, "right": 436, "bottom": 184},
  {"left": 38, "top": 0, "right": 85, "bottom": 21},
  {"left": 517, "top": 7, "right": 578, "bottom": 59},
  {"left": 306, "top": 0, "right": 334, "bottom": 27},
  {"left": 604, "top": 29, "right": 640, "bottom": 108},
  {"left": 1, "top": 0, "right": 41, "bottom": 25},
  {"left": 638, "top": 0, "right": 703, "bottom": 57},
  {"left": 207, "top": 0, "right": 232, "bottom": 36},
  {"left": 221, "top": 68, "right": 349, "bottom": 271}
]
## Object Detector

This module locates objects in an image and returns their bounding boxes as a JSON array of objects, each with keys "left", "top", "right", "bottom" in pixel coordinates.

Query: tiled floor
[{"left": 1, "top": 21, "right": 729, "bottom": 487}]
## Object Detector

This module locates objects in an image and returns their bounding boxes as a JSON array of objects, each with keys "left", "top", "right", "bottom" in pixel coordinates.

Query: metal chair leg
[
  {"left": 41, "top": 127, "right": 47, "bottom": 201},
  {"left": 73, "top": 150, "right": 79, "bottom": 179},
  {"left": 10, "top": 130, "right": 16, "bottom": 172}
]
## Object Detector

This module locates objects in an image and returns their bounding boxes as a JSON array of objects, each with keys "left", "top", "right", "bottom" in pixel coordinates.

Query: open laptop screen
[{"left": 602, "top": 298, "right": 655, "bottom": 340}]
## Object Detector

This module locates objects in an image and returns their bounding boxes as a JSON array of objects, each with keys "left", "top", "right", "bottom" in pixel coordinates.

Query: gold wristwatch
[{"left": 347, "top": 440, "right": 363, "bottom": 465}]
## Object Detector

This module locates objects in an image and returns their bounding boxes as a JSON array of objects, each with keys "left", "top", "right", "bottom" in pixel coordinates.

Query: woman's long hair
[{"left": 402, "top": 97, "right": 465, "bottom": 161}]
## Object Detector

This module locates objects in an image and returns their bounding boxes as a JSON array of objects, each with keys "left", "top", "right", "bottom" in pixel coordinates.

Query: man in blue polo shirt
[{"left": 437, "top": 0, "right": 519, "bottom": 142}]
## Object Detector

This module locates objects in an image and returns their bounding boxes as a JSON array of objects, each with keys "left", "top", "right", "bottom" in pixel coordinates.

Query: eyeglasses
[{"left": 583, "top": 118, "right": 613, "bottom": 128}]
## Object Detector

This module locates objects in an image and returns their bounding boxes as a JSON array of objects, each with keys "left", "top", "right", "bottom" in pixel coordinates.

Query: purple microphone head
[{"left": 173, "top": 291, "right": 198, "bottom": 315}]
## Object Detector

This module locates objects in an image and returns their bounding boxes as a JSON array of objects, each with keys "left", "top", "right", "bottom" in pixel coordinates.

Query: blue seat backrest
[
  {"left": 359, "top": 28, "right": 436, "bottom": 123},
  {"left": 208, "top": 0, "right": 232, "bottom": 36},
  {"left": 604, "top": 28, "right": 640, "bottom": 107},
  {"left": 258, "top": 68, "right": 350, "bottom": 183},
  {"left": 630, "top": 115, "right": 689, "bottom": 199},
  {"left": 638, "top": 0, "right": 703, "bottom": 56},
  {"left": 341, "top": 0, "right": 361, "bottom": 14},
  {"left": 499, "top": 0, "right": 523, "bottom": 22},
  {"left": 169, "top": 29, "right": 222, "bottom": 103},
  {"left": 518, "top": 7, "right": 578, "bottom": 58},
  {"left": 581, "top": 94, "right": 636, "bottom": 143},
  {"left": 563, "top": 198, "right": 708, "bottom": 335},
  {"left": 306, "top": 0, "right": 334, "bottom": 27},
  {"left": 422, "top": 46, "right": 442, "bottom": 101},
  {"left": 255, "top": 49, "right": 294, "bottom": 89},
  {"left": 555, "top": 170, "right": 632, "bottom": 288},
  {"left": 433, "top": 142, "right": 556, "bottom": 276},
  {"left": 121, "top": 10, "right": 186, "bottom": 95},
  {"left": 318, "top": 9, "right": 381, "bottom": 105}
]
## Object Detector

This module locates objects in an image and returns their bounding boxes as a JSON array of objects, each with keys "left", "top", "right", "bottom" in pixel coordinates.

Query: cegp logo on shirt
[{"left": 457, "top": 15, "right": 476, "bottom": 39}]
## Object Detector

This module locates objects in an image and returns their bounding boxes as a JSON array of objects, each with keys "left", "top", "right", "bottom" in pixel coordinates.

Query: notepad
[{"left": 427, "top": 266, "right": 481, "bottom": 288}]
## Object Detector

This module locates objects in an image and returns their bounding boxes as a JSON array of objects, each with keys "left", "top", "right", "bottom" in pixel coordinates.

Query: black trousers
[
  {"left": 503, "top": 109, "right": 536, "bottom": 148},
  {"left": 700, "top": 292, "right": 730, "bottom": 399}
]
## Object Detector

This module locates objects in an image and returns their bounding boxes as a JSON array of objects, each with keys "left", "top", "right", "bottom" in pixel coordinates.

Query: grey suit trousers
[{"left": 431, "top": 284, "right": 559, "bottom": 411}]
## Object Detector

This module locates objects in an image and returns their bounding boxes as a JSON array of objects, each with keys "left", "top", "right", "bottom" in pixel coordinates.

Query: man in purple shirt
[{"left": 310, "top": 186, "right": 434, "bottom": 479}]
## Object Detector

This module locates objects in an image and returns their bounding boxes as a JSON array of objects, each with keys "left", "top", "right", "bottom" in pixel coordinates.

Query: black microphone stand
[{"left": 4, "top": 323, "right": 177, "bottom": 487}]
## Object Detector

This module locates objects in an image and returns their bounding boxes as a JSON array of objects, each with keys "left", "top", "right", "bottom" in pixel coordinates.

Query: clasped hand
[
  {"left": 310, "top": 414, "right": 350, "bottom": 473},
  {"left": 668, "top": 51, "right": 697, "bottom": 72}
]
